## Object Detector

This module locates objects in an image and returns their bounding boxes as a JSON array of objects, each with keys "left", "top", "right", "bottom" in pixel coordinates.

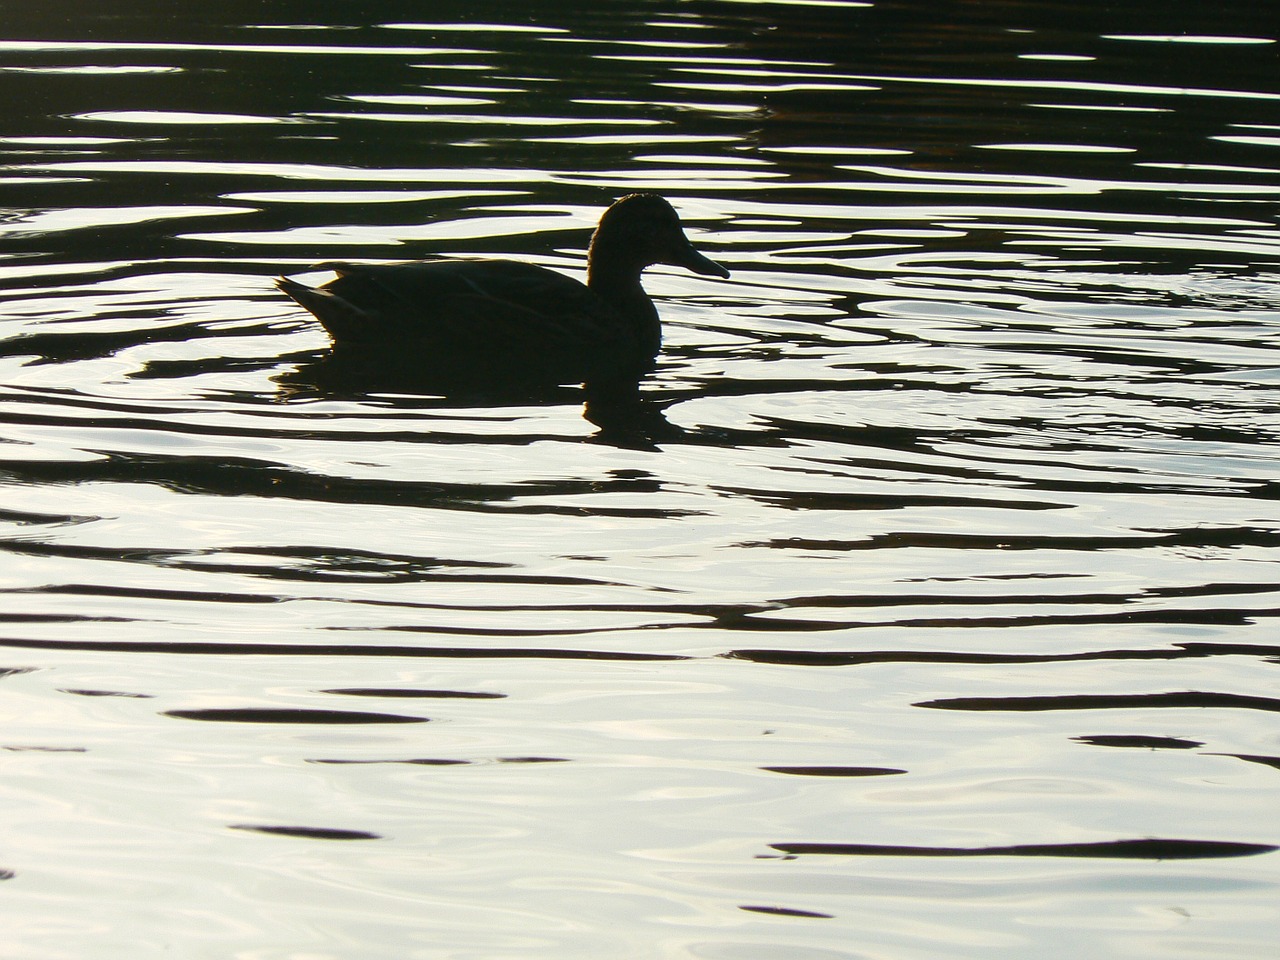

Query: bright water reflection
[{"left": 1, "top": 2, "right": 1279, "bottom": 958}]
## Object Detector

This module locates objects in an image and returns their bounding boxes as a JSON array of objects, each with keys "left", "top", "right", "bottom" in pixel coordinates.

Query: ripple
[
  {"left": 772, "top": 839, "right": 1279, "bottom": 860},
  {"left": 1, "top": 65, "right": 182, "bottom": 75},
  {"left": 5, "top": 7, "right": 1280, "bottom": 958},
  {"left": 77, "top": 110, "right": 296, "bottom": 125},
  {"left": 917, "top": 692, "right": 1280, "bottom": 713},
  {"left": 321, "top": 687, "right": 506, "bottom": 699},
  {"left": 1104, "top": 34, "right": 1276, "bottom": 45},
  {"left": 761, "top": 766, "right": 906, "bottom": 777},
  {"left": 229, "top": 824, "right": 382, "bottom": 840},
  {"left": 163, "top": 707, "right": 428, "bottom": 724}
]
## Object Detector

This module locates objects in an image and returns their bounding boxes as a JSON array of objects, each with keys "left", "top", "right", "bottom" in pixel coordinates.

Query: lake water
[{"left": 2, "top": 2, "right": 1279, "bottom": 958}]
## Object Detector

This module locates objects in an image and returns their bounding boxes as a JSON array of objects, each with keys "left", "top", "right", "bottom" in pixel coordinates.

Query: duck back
[{"left": 277, "top": 258, "right": 655, "bottom": 385}]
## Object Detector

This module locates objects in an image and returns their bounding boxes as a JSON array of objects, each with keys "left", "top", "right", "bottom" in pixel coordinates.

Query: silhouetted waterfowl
[{"left": 276, "top": 194, "right": 729, "bottom": 391}]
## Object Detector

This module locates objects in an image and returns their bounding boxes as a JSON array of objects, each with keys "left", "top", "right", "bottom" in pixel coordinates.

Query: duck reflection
[{"left": 280, "top": 347, "right": 683, "bottom": 446}]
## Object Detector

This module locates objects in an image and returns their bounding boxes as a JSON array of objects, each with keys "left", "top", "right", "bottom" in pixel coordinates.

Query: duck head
[{"left": 587, "top": 194, "right": 730, "bottom": 285}]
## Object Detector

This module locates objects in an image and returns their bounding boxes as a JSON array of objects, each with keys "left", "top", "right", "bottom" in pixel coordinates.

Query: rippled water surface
[{"left": 3, "top": 2, "right": 1280, "bottom": 957}]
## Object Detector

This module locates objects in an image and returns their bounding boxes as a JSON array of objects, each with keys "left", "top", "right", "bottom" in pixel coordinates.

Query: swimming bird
[{"left": 276, "top": 194, "right": 729, "bottom": 390}]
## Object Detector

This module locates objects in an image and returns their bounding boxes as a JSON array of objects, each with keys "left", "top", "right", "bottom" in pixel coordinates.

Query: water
[{"left": 2, "top": 2, "right": 1279, "bottom": 958}]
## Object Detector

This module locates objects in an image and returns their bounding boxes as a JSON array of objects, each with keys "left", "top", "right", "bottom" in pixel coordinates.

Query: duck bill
[{"left": 666, "top": 240, "right": 731, "bottom": 279}]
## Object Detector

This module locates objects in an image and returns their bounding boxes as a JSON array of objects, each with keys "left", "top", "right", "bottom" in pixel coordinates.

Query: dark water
[{"left": 2, "top": 2, "right": 1279, "bottom": 958}]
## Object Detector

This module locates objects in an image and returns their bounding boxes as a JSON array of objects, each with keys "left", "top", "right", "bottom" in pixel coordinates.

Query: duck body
[{"left": 276, "top": 194, "right": 729, "bottom": 390}]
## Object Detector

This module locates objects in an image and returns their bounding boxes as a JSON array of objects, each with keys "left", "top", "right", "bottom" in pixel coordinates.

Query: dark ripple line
[
  {"left": 1, "top": 376, "right": 675, "bottom": 450},
  {"left": 745, "top": 581, "right": 1280, "bottom": 616},
  {"left": 2, "top": 746, "right": 85, "bottom": 753},
  {"left": 916, "top": 691, "right": 1280, "bottom": 713},
  {"left": 0, "top": 613, "right": 137, "bottom": 624},
  {"left": 0, "top": 322, "right": 257, "bottom": 366},
  {"left": 62, "top": 688, "right": 153, "bottom": 699},
  {"left": 344, "top": 596, "right": 766, "bottom": 616},
  {"left": 1208, "top": 754, "right": 1280, "bottom": 771},
  {"left": 175, "top": 565, "right": 624, "bottom": 588},
  {"left": 0, "top": 506, "right": 97, "bottom": 526},
  {"left": 0, "top": 539, "right": 647, "bottom": 590},
  {"left": 19, "top": 577, "right": 1275, "bottom": 639},
  {"left": 727, "top": 641, "right": 1280, "bottom": 667},
  {"left": 746, "top": 525, "right": 1280, "bottom": 553},
  {"left": 717, "top": 487, "right": 1065, "bottom": 513},
  {"left": 723, "top": 606, "right": 1273, "bottom": 632},
  {"left": 0, "top": 636, "right": 688, "bottom": 661},
  {"left": 763, "top": 765, "right": 906, "bottom": 777},
  {"left": 0, "top": 454, "right": 702, "bottom": 519},
  {"left": 735, "top": 416, "right": 1275, "bottom": 495},
  {"left": 739, "top": 905, "right": 833, "bottom": 919},
  {"left": 321, "top": 687, "right": 505, "bottom": 699},
  {"left": 347, "top": 622, "right": 665, "bottom": 638},
  {"left": 308, "top": 756, "right": 569, "bottom": 766},
  {"left": 1, "top": 583, "right": 756, "bottom": 619},
  {"left": 166, "top": 707, "right": 426, "bottom": 724},
  {"left": 229, "top": 824, "right": 381, "bottom": 841},
  {"left": 771, "top": 839, "right": 1278, "bottom": 860},
  {"left": 1072, "top": 735, "right": 1203, "bottom": 750},
  {"left": 0, "top": 583, "right": 284, "bottom": 605}
]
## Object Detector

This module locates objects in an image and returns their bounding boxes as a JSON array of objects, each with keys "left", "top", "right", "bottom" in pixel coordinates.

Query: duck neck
[
  {"left": 587, "top": 257, "right": 646, "bottom": 300},
  {"left": 587, "top": 255, "right": 661, "bottom": 354}
]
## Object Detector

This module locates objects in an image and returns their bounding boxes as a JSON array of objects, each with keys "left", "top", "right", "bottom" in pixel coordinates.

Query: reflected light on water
[{"left": 1, "top": 2, "right": 1279, "bottom": 959}]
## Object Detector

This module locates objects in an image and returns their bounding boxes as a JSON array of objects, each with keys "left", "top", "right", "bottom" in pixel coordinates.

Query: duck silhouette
[{"left": 276, "top": 194, "right": 729, "bottom": 394}]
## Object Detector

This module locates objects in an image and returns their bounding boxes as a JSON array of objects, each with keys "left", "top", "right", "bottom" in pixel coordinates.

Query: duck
[{"left": 275, "top": 194, "right": 729, "bottom": 391}]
